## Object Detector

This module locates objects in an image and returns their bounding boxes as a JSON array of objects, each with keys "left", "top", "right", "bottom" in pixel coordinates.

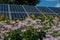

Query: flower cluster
[{"left": 0, "top": 14, "right": 60, "bottom": 40}]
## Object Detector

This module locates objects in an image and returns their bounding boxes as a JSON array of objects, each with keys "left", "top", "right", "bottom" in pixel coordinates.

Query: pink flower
[
  {"left": 4, "top": 30, "right": 9, "bottom": 33},
  {"left": 47, "top": 32, "right": 53, "bottom": 35},
  {"left": 21, "top": 21, "right": 27, "bottom": 26},
  {"left": 18, "top": 21, "right": 27, "bottom": 26},
  {"left": 47, "top": 29, "right": 51, "bottom": 32},
  {"left": 54, "top": 28, "right": 60, "bottom": 31},
  {"left": 18, "top": 22, "right": 22, "bottom": 27},
  {"left": 0, "top": 22, "right": 6, "bottom": 25},
  {"left": 52, "top": 26, "right": 56, "bottom": 29},
  {"left": 0, "top": 22, "right": 3, "bottom": 25},
  {"left": 57, "top": 36, "right": 60, "bottom": 40},
  {"left": 45, "top": 38, "right": 49, "bottom": 40},
  {"left": 33, "top": 25, "right": 39, "bottom": 29},
  {"left": 54, "top": 38, "right": 57, "bottom": 40},
  {"left": 26, "top": 23, "right": 32, "bottom": 26},
  {"left": 5, "top": 25, "right": 12, "bottom": 29},
  {"left": 46, "top": 35, "right": 52, "bottom": 38},
  {"left": 49, "top": 37, "right": 55, "bottom": 40},
  {"left": 18, "top": 21, "right": 27, "bottom": 28},
  {"left": 31, "top": 20, "right": 36, "bottom": 24},
  {"left": 57, "top": 24, "right": 60, "bottom": 26},
  {"left": 11, "top": 27, "right": 18, "bottom": 30}
]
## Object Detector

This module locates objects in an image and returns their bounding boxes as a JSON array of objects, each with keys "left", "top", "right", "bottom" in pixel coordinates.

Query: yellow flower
[
  {"left": 55, "top": 16, "right": 59, "bottom": 21},
  {"left": 16, "top": 20, "right": 19, "bottom": 22},
  {"left": 10, "top": 20, "right": 13, "bottom": 23},
  {"left": 4, "top": 20, "right": 7, "bottom": 23},
  {"left": 37, "top": 16, "right": 41, "bottom": 18},
  {"left": 31, "top": 14, "right": 35, "bottom": 17},
  {"left": 1, "top": 20, "right": 5, "bottom": 22}
]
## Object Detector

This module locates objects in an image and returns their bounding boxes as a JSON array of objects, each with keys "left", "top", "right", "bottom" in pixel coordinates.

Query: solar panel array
[{"left": 0, "top": 4, "right": 60, "bottom": 20}]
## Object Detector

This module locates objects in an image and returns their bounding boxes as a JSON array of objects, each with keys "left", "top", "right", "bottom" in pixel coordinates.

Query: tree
[
  {"left": 14, "top": 0, "right": 40, "bottom": 5},
  {"left": 0, "top": 0, "right": 14, "bottom": 4},
  {"left": 0, "top": 0, "right": 40, "bottom": 5}
]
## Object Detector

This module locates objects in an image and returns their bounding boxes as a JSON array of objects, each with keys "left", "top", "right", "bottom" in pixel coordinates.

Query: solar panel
[
  {"left": 0, "top": 4, "right": 3, "bottom": 11},
  {"left": 10, "top": 5, "right": 25, "bottom": 12},
  {"left": 49, "top": 7, "right": 60, "bottom": 13},
  {"left": 0, "top": 4, "right": 8, "bottom": 11},
  {"left": 37, "top": 7, "right": 53, "bottom": 14},
  {"left": 0, "top": 4, "right": 60, "bottom": 20},
  {"left": 3, "top": 4, "right": 8, "bottom": 11},
  {"left": 24, "top": 6, "right": 39, "bottom": 12},
  {"left": 11, "top": 13, "right": 27, "bottom": 19},
  {"left": 28, "top": 13, "right": 42, "bottom": 19}
]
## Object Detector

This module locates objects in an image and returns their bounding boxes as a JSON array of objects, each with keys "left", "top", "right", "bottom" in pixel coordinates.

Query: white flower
[
  {"left": 47, "top": 25, "right": 50, "bottom": 27},
  {"left": 1, "top": 28, "right": 4, "bottom": 31},
  {"left": 26, "top": 18, "right": 32, "bottom": 21},
  {"left": 21, "top": 29, "right": 26, "bottom": 32},
  {"left": 10, "top": 21, "right": 15, "bottom": 24},
  {"left": 53, "top": 20, "right": 57, "bottom": 24},
  {"left": 39, "top": 25, "right": 42, "bottom": 28},
  {"left": 35, "top": 19, "right": 41, "bottom": 22},
  {"left": 37, "top": 29, "right": 41, "bottom": 32},
  {"left": 1, "top": 31, "right": 5, "bottom": 33}
]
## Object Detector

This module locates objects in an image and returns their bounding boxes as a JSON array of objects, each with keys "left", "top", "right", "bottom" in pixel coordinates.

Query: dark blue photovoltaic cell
[
  {"left": 0, "top": 4, "right": 8, "bottom": 11},
  {"left": 11, "top": 13, "right": 27, "bottom": 19},
  {"left": 0, "top": 4, "right": 3, "bottom": 11},
  {"left": 34, "top": 13, "right": 40, "bottom": 17},
  {"left": 11, "top": 13, "right": 15, "bottom": 19},
  {"left": 37, "top": 7, "right": 53, "bottom": 13},
  {"left": 10, "top": 5, "right": 25, "bottom": 12},
  {"left": 49, "top": 7, "right": 60, "bottom": 13},
  {"left": 21, "top": 13, "right": 27, "bottom": 19},
  {"left": 24, "top": 6, "right": 39, "bottom": 12},
  {"left": 3, "top": 5, "right": 8, "bottom": 11}
]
